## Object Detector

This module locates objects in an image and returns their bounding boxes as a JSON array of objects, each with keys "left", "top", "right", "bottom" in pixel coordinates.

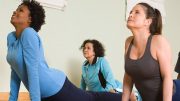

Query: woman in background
[{"left": 80, "top": 39, "right": 121, "bottom": 93}]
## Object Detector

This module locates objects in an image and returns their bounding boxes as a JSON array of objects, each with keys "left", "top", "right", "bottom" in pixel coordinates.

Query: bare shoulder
[
  {"left": 152, "top": 35, "right": 170, "bottom": 47},
  {"left": 151, "top": 35, "right": 171, "bottom": 60}
]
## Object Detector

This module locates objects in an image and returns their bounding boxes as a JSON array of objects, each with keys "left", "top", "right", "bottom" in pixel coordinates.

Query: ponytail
[{"left": 139, "top": 3, "right": 162, "bottom": 35}]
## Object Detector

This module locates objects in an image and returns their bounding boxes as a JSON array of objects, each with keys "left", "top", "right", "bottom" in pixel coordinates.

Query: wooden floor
[{"left": 0, "top": 92, "right": 30, "bottom": 101}]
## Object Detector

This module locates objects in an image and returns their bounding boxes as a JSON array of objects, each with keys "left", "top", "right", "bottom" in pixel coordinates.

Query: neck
[
  {"left": 14, "top": 25, "right": 29, "bottom": 39},
  {"left": 131, "top": 29, "right": 151, "bottom": 48},
  {"left": 87, "top": 56, "right": 95, "bottom": 65}
]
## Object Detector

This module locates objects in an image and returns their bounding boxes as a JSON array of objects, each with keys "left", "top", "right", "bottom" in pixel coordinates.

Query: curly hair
[
  {"left": 21, "top": 0, "right": 45, "bottom": 32},
  {"left": 80, "top": 39, "right": 105, "bottom": 57}
]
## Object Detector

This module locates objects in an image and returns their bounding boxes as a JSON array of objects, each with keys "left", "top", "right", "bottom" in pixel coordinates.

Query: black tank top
[{"left": 125, "top": 35, "right": 163, "bottom": 101}]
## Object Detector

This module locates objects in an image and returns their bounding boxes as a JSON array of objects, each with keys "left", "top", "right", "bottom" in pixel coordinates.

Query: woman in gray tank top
[{"left": 122, "top": 3, "right": 173, "bottom": 101}]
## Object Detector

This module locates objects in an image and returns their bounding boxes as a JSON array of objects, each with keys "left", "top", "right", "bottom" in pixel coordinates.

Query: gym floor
[{"left": 0, "top": 92, "right": 30, "bottom": 101}]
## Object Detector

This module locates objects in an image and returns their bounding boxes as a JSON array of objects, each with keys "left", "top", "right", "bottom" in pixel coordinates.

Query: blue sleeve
[
  {"left": 9, "top": 69, "right": 21, "bottom": 101},
  {"left": 20, "top": 28, "right": 40, "bottom": 101},
  {"left": 100, "top": 58, "right": 116, "bottom": 91},
  {"left": 80, "top": 75, "right": 86, "bottom": 90}
]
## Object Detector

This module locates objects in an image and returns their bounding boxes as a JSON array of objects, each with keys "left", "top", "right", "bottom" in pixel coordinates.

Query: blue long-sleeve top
[
  {"left": 80, "top": 57, "right": 122, "bottom": 92},
  {"left": 6, "top": 27, "right": 66, "bottom": 101}
]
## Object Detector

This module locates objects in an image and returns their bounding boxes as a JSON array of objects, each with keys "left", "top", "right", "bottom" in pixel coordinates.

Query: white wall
[{"left": 0, "top": 0, "right": 180, "bottom": 92}]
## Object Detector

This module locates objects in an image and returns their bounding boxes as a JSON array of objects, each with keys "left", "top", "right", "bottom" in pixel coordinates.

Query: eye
[
  {"left": 83, "top": 47, "right": 86, "bottom": 50},
  {"left": 135, "top": 10, "right": 140, "bottom": 14},
  {"left": 19, "top": 8, "right": 24, "bottom": 12},
  {"left": 15, "top": 8, "right": 19, "bottom": 12},
  {"left": 129, "top": 11, "right": 133, "bottom": 14},
  {"left": 15, "top": 8, "right": 22, "bottom": 12}
]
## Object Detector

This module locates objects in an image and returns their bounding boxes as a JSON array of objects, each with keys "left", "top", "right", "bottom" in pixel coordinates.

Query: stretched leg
[
  {"left": 89, "top": 91, "right": 122, "bottom": 101},
  {"left": 42, "top": 77, "right": 94, "bottom": 101},
  {"left": 42, "top": 77, "right": 122, "bottom": 101}
]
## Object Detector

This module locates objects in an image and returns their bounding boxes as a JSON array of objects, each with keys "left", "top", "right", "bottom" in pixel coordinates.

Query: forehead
[
  {"left": 17, "top": 4, "right": 29, "bottom": 11},
  {"left": 132, "top": 4, "right": 146, "bottom": 12},
  {"left": 85, "top": 42, "right": 93, "bottom": 47}
]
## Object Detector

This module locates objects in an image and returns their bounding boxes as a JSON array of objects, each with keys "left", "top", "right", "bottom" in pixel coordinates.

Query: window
[{"left": 21, "top": 0, "right": 67, "bottom": 11}]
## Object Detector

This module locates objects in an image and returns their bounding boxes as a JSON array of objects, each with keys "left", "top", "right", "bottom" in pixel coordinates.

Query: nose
[
  {"left": 83, "top": 49, "right": 87, "bottom": 52},
  {"left": 129, "top": 13, "right": 133, "bottom": 18}
]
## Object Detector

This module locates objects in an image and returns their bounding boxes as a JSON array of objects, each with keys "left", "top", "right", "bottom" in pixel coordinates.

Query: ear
[{"left": 145, "top": 18, "right": 152, "bottom": 26}]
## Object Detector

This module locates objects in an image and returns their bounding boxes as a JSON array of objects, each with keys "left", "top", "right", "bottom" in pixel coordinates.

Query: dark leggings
[
  {"left": 41, "top": 77, "right": 122, "bottom": 101},
  {"left": 173, "top": 80, "right": 180, "bottom": 101}
]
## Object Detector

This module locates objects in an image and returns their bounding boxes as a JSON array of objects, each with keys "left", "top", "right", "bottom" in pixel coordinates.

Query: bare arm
[
  {"left": 155, "top": 36, "right": 173, "bottom": 101},
  {"left": 122, "top": 36, "right": 134, "bottom": 101},
  {"left": 122, "top": 73, "right": 133, "bottom": 101},
  {"left": 130, "top": 91, "right": 138, "bottom": 101}
]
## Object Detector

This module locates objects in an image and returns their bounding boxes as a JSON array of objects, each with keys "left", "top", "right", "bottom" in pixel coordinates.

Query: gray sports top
[{"left": 125, "top": 35, "right": 163, "bottom": 101}]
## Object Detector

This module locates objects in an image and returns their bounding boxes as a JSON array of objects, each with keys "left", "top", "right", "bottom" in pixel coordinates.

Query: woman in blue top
[
  {"left": 80, "top": 39, "right": 121, "bottom": 93},
  {"left": 80, "top": 39, "right": 138, "bottom": 101},
  {"left": 7, "top": 0, "right": 122, "bottom": 101}
]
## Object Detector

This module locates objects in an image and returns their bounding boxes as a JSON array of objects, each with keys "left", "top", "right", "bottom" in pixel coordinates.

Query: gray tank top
[{"left": 125, "top": 35, "right": 163, "bottom": 101}]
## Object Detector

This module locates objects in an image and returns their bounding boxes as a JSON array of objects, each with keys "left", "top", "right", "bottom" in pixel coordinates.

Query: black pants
[{"left": 42, "top": 77, "right": 122, "bottom": 101}]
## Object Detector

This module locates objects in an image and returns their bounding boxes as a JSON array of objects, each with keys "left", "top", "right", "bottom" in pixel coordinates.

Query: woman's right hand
[
  {"left": 109, "top": 89, "right": 116, "bottom": 93},
  {"left": 129, "top": 92, "right": 137, "bottom": 101}
]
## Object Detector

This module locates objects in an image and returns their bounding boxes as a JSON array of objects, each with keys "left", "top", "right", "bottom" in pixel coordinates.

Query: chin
[
  {"left": 83, "top": 55, "right": 87, "bottom": 58},
  {"left": 10, "top": 22, "right": 16, "bottom": 28},
  {"left": 127, "top": 22, "right": 135, "bottom": 28},
  {"left": 10, "top": 19, "right": 15, "bottom": 24},
  {"left": 127, "top": 24, "right": 131, "bottom": 29},
  {"left": 10, "top": 20, "right": 13, "bottom": 24},
  {"left": 10, "top": 21, "right": 15, "bottom": 26}
]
